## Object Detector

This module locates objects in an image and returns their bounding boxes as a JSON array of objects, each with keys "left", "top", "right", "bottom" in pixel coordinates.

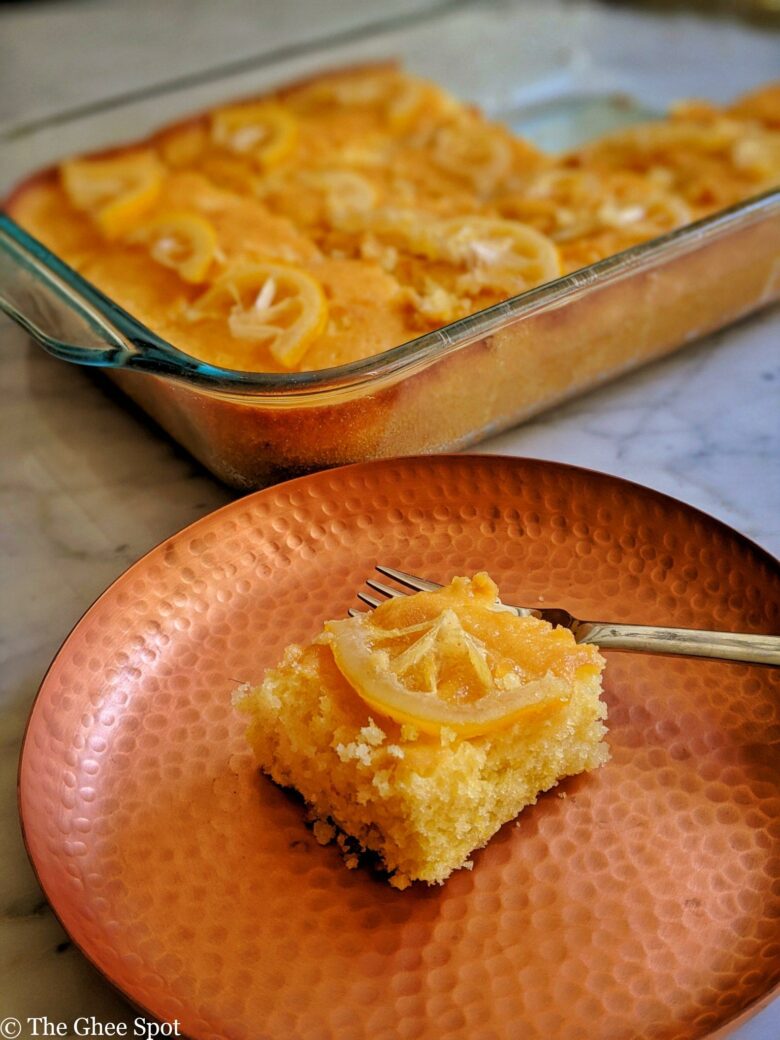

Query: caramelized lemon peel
[
  {"left": 287, "top": 69, "right": 428, "bottom": 130},
  {"left": 432, "top": 120, "right": 513, "bottom": 193},
  {"left": 41, "top": 70, "right": 780, "bottom": 376},
  {"left": 134, "top": 210, "right": 218, "bottom": 283},
  {"left": 61, "top": 150, "right": 164, "bottom": 239},
  {"left": 323, "top": 573, "right": 602, "bottom": 739},
  {"left": 425, "top": 216, "right": 562, "bottom": 294},
  {"left": 189, "top": 261, "right": 328, "bottom": 367},
  {"left": 210, "top": 102, "right": 298, "bottom": 169}
]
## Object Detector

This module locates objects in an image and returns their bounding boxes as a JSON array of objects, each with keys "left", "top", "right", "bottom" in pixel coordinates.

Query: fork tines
[
  {"left": 374, "top": 566, "right": 442, "bottom": 593},
  {"left": 349, "top": 565, "right": 443, "bottom": 617}
]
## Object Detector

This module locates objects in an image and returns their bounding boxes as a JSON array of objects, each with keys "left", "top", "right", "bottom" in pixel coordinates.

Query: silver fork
[{"left": 350, "top": 566, "right": 780, "bottom": 667}]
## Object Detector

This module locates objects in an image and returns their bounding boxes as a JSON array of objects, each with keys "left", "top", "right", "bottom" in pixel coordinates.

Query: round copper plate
[{"left": 19, "top": 456, "right": 780, "bottom": 1040}]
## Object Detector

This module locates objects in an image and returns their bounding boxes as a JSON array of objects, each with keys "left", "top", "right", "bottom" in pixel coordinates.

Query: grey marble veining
[
  {"left": 0, "top": 321, "right": 233, "bottom": 1033},
  {"left": 1, "top": 1, "right": 778, "bottom": 1037},
  {"left": 478, "top": 306, "right": 780, "bottom": 557}
]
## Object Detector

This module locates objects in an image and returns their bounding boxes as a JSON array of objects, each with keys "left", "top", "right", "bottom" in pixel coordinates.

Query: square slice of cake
[{"left": 235, "top": 573, "right": 608, "bottom": 887}]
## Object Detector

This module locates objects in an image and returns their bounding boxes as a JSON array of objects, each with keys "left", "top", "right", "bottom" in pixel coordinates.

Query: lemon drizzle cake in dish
[
  {"left": 235, "top": 573, "right": 609, "bottom": 888},
  {"left": 6, "top": 67, "right": 779, "bottom": 374}
]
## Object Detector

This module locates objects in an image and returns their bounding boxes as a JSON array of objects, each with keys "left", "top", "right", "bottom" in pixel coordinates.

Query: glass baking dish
[{"left": 1, "top": 0, "right": 779, "bottom": 488}]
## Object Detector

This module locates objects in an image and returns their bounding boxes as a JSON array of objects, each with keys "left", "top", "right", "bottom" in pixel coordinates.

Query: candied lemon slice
[
  {"left": 292, "top": 69, "right": 391, "bottom": 109},
  {"left": 289, "top": 69, "right": 427, "bottom": 129},
  {"left": 580, "top": 118, "right": 743, "bottom": 169},
  {"left": 197, "top": 153, "right": 261, "bottom": 194},
  {"left": 526, "top": 168, "right": 602, "bottom": 204},
  {"left": 425, "top": 216, "right": 560, "bottom": 294},
  {"left": 211, "top": 103, "right": 297, "bottom": 168},
  {"left": 730, "top": 130, "right": 780, "bottom": 180},
  {"left": 135, "top": 211, "right": 217, "bottom": 283},
  {"left": 339, "top": 205, "right": 426, "bottom": 240},
  {"left": 383, "top": 77, "right": 433, "bottom": 131},
  {"left": 511, "top": 168, "right": 692, "bottom": 244},
  {"left": 432, "top": 122, "right": 513, "bottom": 193},
  {"left": 728, "top": 82, "right": 780, "bottom": 130},
  {"left": 60, "top": 150, "right": 164, "bottom": 239},
  {"left": 497, "top": 169, "right": 601, "bottom": 237},
  {"left": 310, "top": 169, "right": 378, "bottom": 222},
  {"left": 156, "top": 123, "right": 208, "bottom": 168},
  {"left": 191, "top": 262, "right": 327, "bottom": 367},
  {"left": 593, "top": 192, "right": 691, "bottom": 237},
  {"left": 324, "top": 573, "right": 597, "bottom": 738}
]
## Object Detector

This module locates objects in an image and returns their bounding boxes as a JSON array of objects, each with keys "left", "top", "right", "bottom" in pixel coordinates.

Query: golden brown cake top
[{"left": 7, "top": 67, "right": 780, "bottom": 373}]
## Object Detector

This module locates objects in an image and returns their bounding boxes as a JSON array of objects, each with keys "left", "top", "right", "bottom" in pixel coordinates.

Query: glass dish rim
[
  {"left": 2, "top": 188, "right": 778, "bottom": 400},
  {"left": 2, "top": 0, "right": 778, "bottom": 402}
]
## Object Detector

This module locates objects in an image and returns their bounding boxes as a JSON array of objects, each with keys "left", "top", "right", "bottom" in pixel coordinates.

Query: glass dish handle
[
  {"left": 0, "top": 213, "right": 241, "bottom": 387},
  {"left": 0, "top": 211, "right": 142, "bottom": 366}
]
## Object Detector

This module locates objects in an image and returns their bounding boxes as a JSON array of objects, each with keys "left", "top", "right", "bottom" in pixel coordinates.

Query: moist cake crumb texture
[{"left": 235, "top": 573, "right": 609, "bottom": 887}]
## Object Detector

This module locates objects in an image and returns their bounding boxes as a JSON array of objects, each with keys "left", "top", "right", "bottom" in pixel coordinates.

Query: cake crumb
[
  {"left": 558, "top": 791, "right": 568, "bottom": 799},
  {"left": 336, "top": 831, "right": 363, "bottom": 869},
  {"left": 335, "top": 740, "right": 372, "bottom": 765},
  {"left": 231, "top": 682, "right": 251, "bottom": 705},
  {"left": 390, "top": 873, "right": 412, "bottom": 891},
  {"left": 463, "top": 859, "right": 474, "bottom": 871},
  {"left": 312, "top": 820, "right": 336, "bottom": 845},
  {"left": 360, "top": 719, "right": 386, "bottom": 746},
  {"left": 386, "top": 744, "right": 404, "bottom": 759}
]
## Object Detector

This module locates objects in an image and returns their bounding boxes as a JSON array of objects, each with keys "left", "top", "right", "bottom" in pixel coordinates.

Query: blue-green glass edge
[{"left": 1, "top": 188, "right": 778, "bottom": 400}]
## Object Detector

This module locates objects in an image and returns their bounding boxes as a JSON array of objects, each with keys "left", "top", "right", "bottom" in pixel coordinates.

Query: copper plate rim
[{"left": 16, "top": 453, "right": 780, "bottom": 1037}]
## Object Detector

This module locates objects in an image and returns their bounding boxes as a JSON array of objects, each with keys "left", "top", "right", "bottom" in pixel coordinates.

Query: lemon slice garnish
[
  {"left": 190, "top": 262, "right": 327, "bottom": 368},
  {"left": 134, "top": 211, "right": 217, "bottom": 283},
  {"left": 593, "top": 191, "right": 691, "bottom": 237},
  {"left": 424, "top": 216, "right": 561, "bottom": 295},
  {"left": 432, "top": 121, "right": 513, "bottom": 194},
  {"left": 196, "top": 153, "right": 261, "bottom": 194},
  {"left": 504, "top": 169, "right": 692, "bottom": 244},
  {"left": 60, "top": 150, "right": 164, "bottom": 239},
  {"left": 309, "top": 169, "right": 378, "bottom": 223},
  {"left": 727, "top": 82, "right": 780, "bottom": 130},
  {"left": 156, "top": 123, "right": 208, "bottom": 168},
  {"left": 730, "top": 131, "right": 780, "bottom": 180},
  {"left": 211, "top": 103, "right": 298, "bottom": 169},
  {"left": 324, "top": 574, "right": 591, "bottom": 739},
  {"left": 385, "top": 78, "right": 428, "bottom": 131},
  {"left": 288, "top": 68, "right": 425, "bottom": 128}
]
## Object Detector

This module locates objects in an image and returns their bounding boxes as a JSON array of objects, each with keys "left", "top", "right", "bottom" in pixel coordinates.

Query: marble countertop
[{"left": 1, "top": 1, "right": 777, "bottom": 1037}]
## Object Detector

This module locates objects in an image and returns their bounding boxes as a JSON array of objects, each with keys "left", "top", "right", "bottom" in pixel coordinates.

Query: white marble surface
[{"left": 1, "top": 1, "right": 778, "bottom": 1038}]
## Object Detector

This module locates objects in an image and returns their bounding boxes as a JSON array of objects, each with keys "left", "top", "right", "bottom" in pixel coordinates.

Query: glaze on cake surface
[
  {"left": 235, "top": 573, "right": 609, "bottom": 887},
  {"left": 7, "top": 68, "right": 779, "bottom": 374}
]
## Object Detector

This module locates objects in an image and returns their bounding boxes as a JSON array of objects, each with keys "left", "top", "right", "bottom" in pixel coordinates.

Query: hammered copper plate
[{"left": 19, "top": 455, "right": 780, "bottom": 1040}]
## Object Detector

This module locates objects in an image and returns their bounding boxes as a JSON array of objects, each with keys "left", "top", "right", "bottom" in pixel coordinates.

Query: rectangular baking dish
[{"left": 1, "top": 0, "right": 779, "bottom": 488}]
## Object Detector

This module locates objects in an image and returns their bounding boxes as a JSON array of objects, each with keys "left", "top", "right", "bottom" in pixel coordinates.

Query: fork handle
[{"left": 575, "top": 621, "right": 780, "bottom": 666}]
